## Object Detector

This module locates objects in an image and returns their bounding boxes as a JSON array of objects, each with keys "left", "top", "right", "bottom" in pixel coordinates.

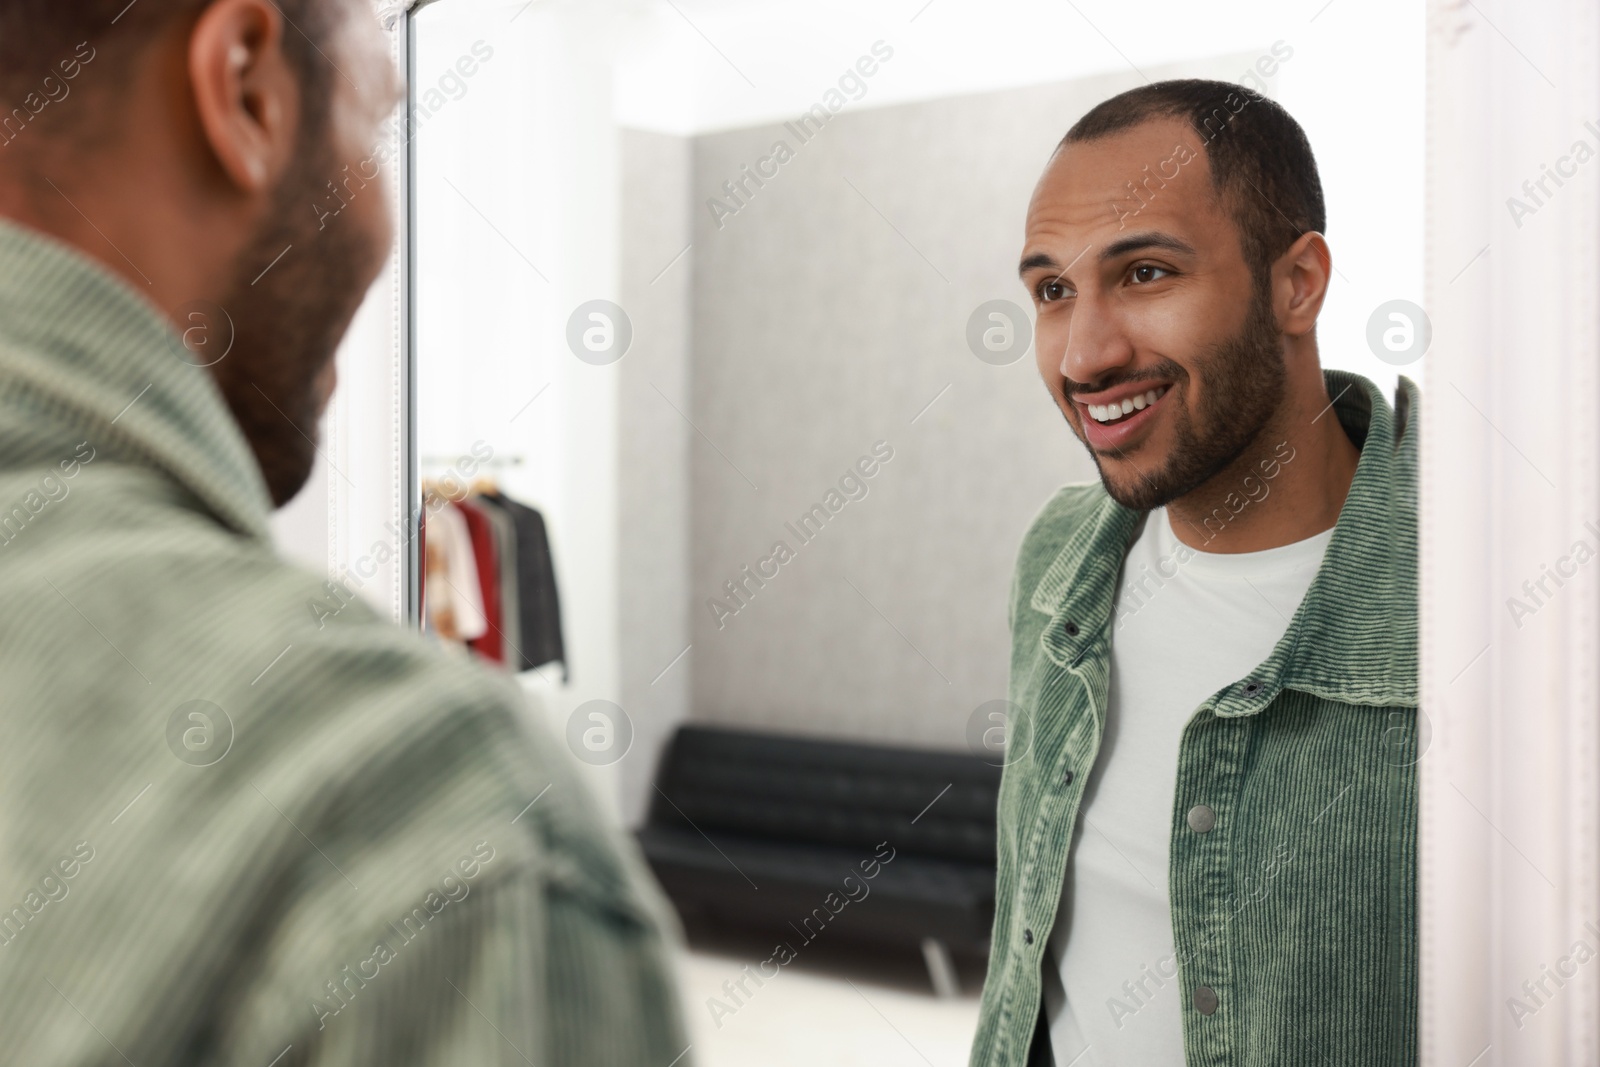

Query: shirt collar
[
  {"left": 0, "top": 219, "right": 273, "bottom": 542},
  {"left": 1028, "top": 367, "right": 1419, "bottom": 712}
]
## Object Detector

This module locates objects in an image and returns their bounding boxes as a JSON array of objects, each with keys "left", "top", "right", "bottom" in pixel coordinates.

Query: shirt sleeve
[
  {"left": 252, "top": 874, "right": 691, "bottom": 1067},
  {"left": 202, "top": 627, "right": 693, "bottom": 1067}
]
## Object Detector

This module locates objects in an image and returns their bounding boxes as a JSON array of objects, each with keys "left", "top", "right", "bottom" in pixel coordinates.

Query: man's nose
[{"left": 1060, "top": 292, "right": 1136, "bottom": 387}]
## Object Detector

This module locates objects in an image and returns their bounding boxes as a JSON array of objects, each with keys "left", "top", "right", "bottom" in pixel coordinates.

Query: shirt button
[
  {"left": 1187, "top": 805, "right": 1216, "bottom": 833},
  {"left": 1063, "top": 769, "right": 1075, "bottom": 786},
  {"left": 1023, "top": 928, "right": 1034, "bottom": 945},
  {"left": 1193, "top": 985, "right": 1219, "bottom": 1015},
  {"left": 1242, "top": 680, "right": 1262, "bottom": 696},
  {"left": 1064, "top": 620, "right": 1079, "bottom": 636}
]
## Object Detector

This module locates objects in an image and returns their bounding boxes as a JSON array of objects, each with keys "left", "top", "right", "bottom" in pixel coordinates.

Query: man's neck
[{"left": 1165, "top": 379, "right": 1362, "bottom": 554}]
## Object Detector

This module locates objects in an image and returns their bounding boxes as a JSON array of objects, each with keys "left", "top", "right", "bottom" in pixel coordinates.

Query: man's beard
[
  {"left": 208, "top": 137, "right": 386, "bottom": 508},
  {"left": 1085, "top": 275, "right": 1287, "bottom": 513}
]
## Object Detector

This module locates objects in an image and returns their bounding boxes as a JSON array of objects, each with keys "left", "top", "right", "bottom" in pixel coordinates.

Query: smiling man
[{"left": 969, "top": 80, "right": 1419, "bottom": 1066}]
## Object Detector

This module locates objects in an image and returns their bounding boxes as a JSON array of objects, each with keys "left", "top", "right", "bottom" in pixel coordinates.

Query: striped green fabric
[
  {"left": 0, "top": 220, "right": 691, "bottom": 1065},
  {"left": 970, "top": 369, "right": 1420, "bottom": 1066}
]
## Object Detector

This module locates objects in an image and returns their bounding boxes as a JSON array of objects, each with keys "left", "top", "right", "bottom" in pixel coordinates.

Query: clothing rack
[
  {"left": 417, "top": 469, "right": 567, "bottom": 684},
  {"left": 419, "top": 455, "right": 526, "bottom": 502}
]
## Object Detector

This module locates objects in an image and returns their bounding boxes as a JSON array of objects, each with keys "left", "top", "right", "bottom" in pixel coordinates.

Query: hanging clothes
[
  {"left": 473, "top": 493, "right": 523, "bottom": 670},
  {"left": 454, "top": 497, "right": 505, "bottom": 666},
  {"left": 480, "top": 490, "right": 567, "bottom": 681},
  {"left": 421, "top": 496, "right": 486, "bottom": 649}
]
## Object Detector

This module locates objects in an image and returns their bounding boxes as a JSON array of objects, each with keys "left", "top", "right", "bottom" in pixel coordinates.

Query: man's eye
[
  {"left": 1038, "top": 280, "right": 1071, "bottom": 303},
  {"left": 1130, "top": 264, "right": 1171, "bottom": 284}
]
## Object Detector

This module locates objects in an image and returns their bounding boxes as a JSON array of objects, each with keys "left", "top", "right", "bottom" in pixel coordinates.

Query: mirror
[{"left": 405, "top": 1, "right": 1423, "bottom": 1061}]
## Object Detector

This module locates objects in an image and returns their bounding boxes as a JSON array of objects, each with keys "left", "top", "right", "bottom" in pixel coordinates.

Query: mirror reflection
[{"left": 409, "top": 2, "right": 1423, "bottom": 1064}]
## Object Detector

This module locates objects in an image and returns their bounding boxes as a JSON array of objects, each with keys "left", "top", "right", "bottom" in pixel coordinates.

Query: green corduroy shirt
[
  {"left": 0, "top": 220, "right": 691, "bottom": 1065},
  {"left": 970, "top": 368, "right": 1420, "bottom": 1067}
]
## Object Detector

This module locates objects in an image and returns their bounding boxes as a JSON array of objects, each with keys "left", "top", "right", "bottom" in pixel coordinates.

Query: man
[
  {"left": 0, "top": 2, "right": 688, "bottom": 1064},
  {"left": 970, "top": 80, "right": 1418, "bottom": 1066}
]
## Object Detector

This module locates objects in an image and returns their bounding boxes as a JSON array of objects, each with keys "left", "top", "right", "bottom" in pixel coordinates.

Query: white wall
[
  {"left": 618, "top": 128, "right": 695, "bottom": 826},
  {"left": 411, "top": 0, "right": 629, "bottom": 817}
]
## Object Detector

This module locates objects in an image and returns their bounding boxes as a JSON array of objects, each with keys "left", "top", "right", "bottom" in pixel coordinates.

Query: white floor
[{"left": 677, "top": 948, "right": 981, "bottom": 1067}]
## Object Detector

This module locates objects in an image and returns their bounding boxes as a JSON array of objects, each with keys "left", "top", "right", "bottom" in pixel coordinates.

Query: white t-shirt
[{"left": 1043, "top": 505, "right": 1334, "bottom": 1066}]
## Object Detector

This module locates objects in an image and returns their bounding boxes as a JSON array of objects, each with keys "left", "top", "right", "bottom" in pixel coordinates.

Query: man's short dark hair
[
  {"left": 1061, "top": 78, "right": 1326, "bottom": 285},
  {"left": 0, "top": 0, "right": 334, "bottom": 150}
]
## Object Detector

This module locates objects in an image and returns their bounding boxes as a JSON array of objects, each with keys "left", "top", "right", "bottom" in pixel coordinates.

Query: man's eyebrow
[
  {"left": 1018, "top": 232, "right": 1196, "bottom": 279},
  {"left": 1098, "top": 231, "right": 1197, "bottom": 262},
  {"left": 1017, "top": 252, "right": 1058, "bottom": 277}
]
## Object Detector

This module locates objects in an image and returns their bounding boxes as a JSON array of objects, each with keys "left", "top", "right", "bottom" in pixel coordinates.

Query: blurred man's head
[
  {"left": 0, "top": 0, "right": 403, "bottom": 506},
  {"left": 1019, "top": 79, "right": 1331, "bottom": 512}
]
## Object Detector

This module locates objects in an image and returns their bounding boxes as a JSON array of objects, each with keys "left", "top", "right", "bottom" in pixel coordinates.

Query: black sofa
[{"left": 636, "top": 724, "right": 1002, "bottom": 989}]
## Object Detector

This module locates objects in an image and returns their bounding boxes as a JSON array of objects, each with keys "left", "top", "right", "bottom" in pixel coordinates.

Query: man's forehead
[{"left": 1025, "top": 117, "right": 1218, "bottom": 237}]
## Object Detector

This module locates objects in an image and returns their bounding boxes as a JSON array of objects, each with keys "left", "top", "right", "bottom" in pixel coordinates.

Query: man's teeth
[{"left": 1088, "top": 386, "right": 1167, "bottom": 424}]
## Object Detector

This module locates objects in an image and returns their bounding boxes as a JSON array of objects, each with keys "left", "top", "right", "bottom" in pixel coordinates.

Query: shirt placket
[
  {"left": 1169, "top": 690, "right": 1258, "bottom": 1066},
  {"left": 1002, "top": 608, "right": 1109, "bottom": 1065}
]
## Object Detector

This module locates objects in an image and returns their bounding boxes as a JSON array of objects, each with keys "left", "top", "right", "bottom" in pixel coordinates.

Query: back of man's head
[
  {"left": 0, "top": 1, "right": 333, "bottom": 164},
  {"left": 0, "top": 0, "right": 400, "bottom": 509}
]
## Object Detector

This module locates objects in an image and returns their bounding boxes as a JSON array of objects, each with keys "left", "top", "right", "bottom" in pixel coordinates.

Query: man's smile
[{"left": 1073, "top": 382, "right": 1171, "bottom": 451}]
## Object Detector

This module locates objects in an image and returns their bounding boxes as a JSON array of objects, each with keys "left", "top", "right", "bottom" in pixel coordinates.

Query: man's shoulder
[
  {"left": 1008, "top": 480, "right": 1110, "bottom": 627},
  {"left": 1016, "top": 480, "right": 1108, "bottom": 570},
  {"left": 0, "top": 459, "right": 574, "bottom": 877},
  {"left": 0, "top": 467, "right": 679, "bottom": 983}
]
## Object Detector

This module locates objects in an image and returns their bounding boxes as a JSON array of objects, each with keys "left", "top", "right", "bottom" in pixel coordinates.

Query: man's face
[
  {"left": 1019, "top": 116, "right": 1286, "bottom": 512},
  {"left": 210, "top": 1, "right": 405, "bottom": 507}
]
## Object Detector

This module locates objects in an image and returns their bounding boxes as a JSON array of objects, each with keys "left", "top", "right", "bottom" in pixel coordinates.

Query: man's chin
[
  {"left": 1093, "top": 456, "right": 1174, "bottom": 512},
  {"left": 262, "top": 438, "right": 320, "bottom": 509}
]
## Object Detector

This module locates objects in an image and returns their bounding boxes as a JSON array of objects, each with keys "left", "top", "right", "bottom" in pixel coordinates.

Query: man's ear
[
  {"left": 187, "top": 0, "right": 298, "bottom": 194},
  {"left": 1277, "top": 230, "right": 1331, "bottom": 338}
]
